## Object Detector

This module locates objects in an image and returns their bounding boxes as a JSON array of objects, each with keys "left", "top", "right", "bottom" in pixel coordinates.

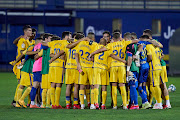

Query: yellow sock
[
  {"left": 86, "top": 89, "right": 90, "bottom": 103},
  {"left": 120, "top": 86, "right": 127, "bottom": 106},
  {"left": 55, "top": 87, "right": 61, "bottom": 106},
  {"left": 146, "top": 85, "right": 150, "bottom": 97},
  {"left": 102, "top": 91, "right": 107, "bottom": 105},
  {"left": 71, "top": 87, "right": 74, "bottom": 101},
  {"left": 42, "top": 89, "right": 47, "bottom": 105},
  {"left": 94, "top": 88, "right": 99, "bottom": 104},
  {"left": 14, "top": 84, "right": 20, "bottom": 101},
  {"left": 151, "top": 85, "right": 162, "bottom": 103},
  {"left": 16, "top": 88, "right": 23, "bottom": 105},
  {"left": 28, "top": 94, "right": 31, "bottom": 104},
  {"left": 165, "top": 95, "right": 169, "bottom": 100},
  {"left": 19, "top": 87, "right": 31, "bottom": 101},
  {"left": 112, "top": 86, "right": 117, "bottom": 107},
  {"left": 127, "top": 90, "right": 130, "bottom": 105},
  {"left": 46, "top": 89, "right": 51, "bottom": 105},
  {"left": 91, "top": 89, "right": 94, "bottom": 105},
  {"left": 79, "top": 90, "right": 84, "bottom": 104},
  {"left": 50, "top": 87, "right": 55, "bottom": 106}
]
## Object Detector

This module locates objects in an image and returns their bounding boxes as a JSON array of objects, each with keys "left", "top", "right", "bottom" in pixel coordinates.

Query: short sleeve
[
  {"left": 18, "top": 39, "right": 26, "bottom": 51},
  {"left": 38, "top": 49, "right": 43, "bottom": 57},
  {"left": 125, "top": 40, "right": 132, "bottom": 46},
  {"left": 105, "top": 43, "right": 111, "bottom": 51},
  {"left": 48, "top": 41, "right": 53, "bottom": 48},
  {"left": 146, "top": 44, "right": 152, "bottom": 55}
]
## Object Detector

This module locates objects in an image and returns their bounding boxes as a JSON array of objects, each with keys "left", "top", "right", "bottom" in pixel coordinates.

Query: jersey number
[
  {"left": 113, "top": 49, "right": 124, "bottom": 59},
  {"left": 141, "top": 48, "right": 147, "bottom": 59},
  {"left": 79, "top": 50, "right": 90, "bottom": 60},
  {"left": 54, "top": 48, "right": 60, "bottom": 54},
  {"left": 68, "top": 49, "right": 76, "bottom": 59},
  {"left": 98, "top": 52, "right": 104, "bottom": 60}
]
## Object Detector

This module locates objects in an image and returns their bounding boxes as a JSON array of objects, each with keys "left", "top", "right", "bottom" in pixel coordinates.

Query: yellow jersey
[
  {"left": 106, "top": 40, "right": 132, "bottom": 67},
  {"left": 93, "top": 45, "right": 111, "bottom": 70},
  {"left": 27, "top": 39, "right": 35, "bottom": 46},
  {"left": 63, "top": 40, "right": 78, "bottom": 69},
  {"left": 16, "top": 38, "right": 29, "bottom": 59},
  {"left": 76, "top": 41, "right": 98, "bottom": 68},
  {"left": 146, "top": 44, "right": 162, "bottom": 71},
  {"left": 48, "top": 40, "right": 69, "bottom": 67}
]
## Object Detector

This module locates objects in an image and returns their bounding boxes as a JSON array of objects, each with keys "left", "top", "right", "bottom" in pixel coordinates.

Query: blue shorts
[
  {"left": 33, "top": 71, "right": 42, "bottom": 82},
  {"left": 128, "top": 72, "right": 138, "bottom": 87},
  {"left": 139, "top": 68, "right": 149, "bottom": 83},
  {"left": 132, "top": 71, "right": 139, "bottom": 80}
]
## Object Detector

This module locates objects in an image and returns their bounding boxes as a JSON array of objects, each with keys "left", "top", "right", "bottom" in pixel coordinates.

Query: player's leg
[
  {"left": 30, "top": 72, "right": 41, "bottom": 108},
  {"left": 19, "top": 73, "right": 33, "bottom": 108},
  {"left": 41, "top": 74, "right": 48, "bottom": 108},
  {"left": 160, "top": 66, "right": 171, "bottom": 109},
  {"left": 46, "top": 74, "right": 51, "bottom": 108},
  {"left": 55, "top": 83, "right": 63, "bottom": 109},
  {"left": 150, "top": 70, "right": 163, "bottom": 109},
  {"left": 73, "top": 69, "right": 81, "bottom": 109},
  {"left": 85, "top": 85, "right": 91, "bottom": 107},
  {"left": 110, "top": 67, "right": 118, "bottom": 109},
  {"left": 93, "top": 68, "right": 101, "bottom": 109},
  {"left": 118, "top": 67, "right": 127, "bottom": 109},
  {"left": 79, "top": 68, "right": 87, "bottom": 109},
  {"left": 65, "top": 69, "right": 72, "bottom": 109}
]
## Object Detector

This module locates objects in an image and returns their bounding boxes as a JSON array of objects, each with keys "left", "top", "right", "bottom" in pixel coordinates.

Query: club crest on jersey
[{"left": 21, "top": 43, "right": 25, "bottom": 48}]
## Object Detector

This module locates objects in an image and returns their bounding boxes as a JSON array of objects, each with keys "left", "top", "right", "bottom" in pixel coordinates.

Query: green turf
[{"left": 0, "top": 72, "right": 179, "bottom": 120}]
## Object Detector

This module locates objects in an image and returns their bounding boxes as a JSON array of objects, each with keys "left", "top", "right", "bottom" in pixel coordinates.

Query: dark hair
[
  {"left": 72, "top": 32, "right": 77, "bottom": 38},
  {"left": 43, "top": 33, "right": 53, "bottom": 41},
  {"left": 113, "top": 29, "right": 121, "bottom": 34},
  {"left": 77, "top": 32, "right": 85, "bottom": 37},
  {"left": 23, "top": 25, "right": 31, "bottom": 31},
  {"left": 112, "top": 32, "right": 120, "bottom": 39},
  {"left": 35, "top": 37, "right": 42, "bottom": 41},
  {"left": 143, "top": 29, "right": 152, "bottom": 37},
  {"left": 131, "top": 32, "right": 137, "bottom": 39},
  {"left": 88, "top": 32, "right": 95, "bottom": 35},
  {"left": 124, "top": 32, "right": 131, "bottom": 39},
  {"left": 75, "top": 33, "right": 84, "bottom": 40},
  {"left": 103, "top": 31, "right": 110, "bottom": 36},
  {"left": 62, "top": 31, "right": 71, "bottom": 39},
  {"left": 51, "top": 35, "right": 61, "bottom": 41},
  {"left": 140, "top": 35, "right": 150, "bottom": 39},
  {"left": 32, "top": 28, "right": 37, "bottom": 33},
  {"left": 40, "top": 33, "right": 46, "bottom": 38}
]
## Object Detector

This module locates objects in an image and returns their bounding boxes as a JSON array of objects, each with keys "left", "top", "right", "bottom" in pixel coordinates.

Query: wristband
[
  {"left": 78, "top": 69, "right": 83, "bottom": 73},
  {"left": 135, "top": 51, "right": 140, "bottom": 55},
  {"left": 127, "top": 66, "right": 130, "bottom": 71}
]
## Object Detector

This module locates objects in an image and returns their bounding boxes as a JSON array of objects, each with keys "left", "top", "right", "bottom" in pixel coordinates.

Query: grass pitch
[{"left": 0, "top": 72, "right": 180, "bottom": 120}]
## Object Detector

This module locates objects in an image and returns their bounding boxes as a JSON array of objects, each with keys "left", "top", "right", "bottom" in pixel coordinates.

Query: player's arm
[
  {"left": 110, "top": 54, "right": 126, "bottom": 63},
  {"left": 146, "top": 40, "right": 163, "bottom": 48},
  {"left": 13, "top": 35, "right": 22, "bottom": 45},
  {"left": 88, "top": 47, "right": 108, "bottom": 60},
  {"left": 50, "top": 53, "right": 55, "bottom": 58},
  {"left": 34, "top": 49, "right": 43, "bottom": 60},
  {"left": 26, "top": 49, "right": 40, "bottom": 55},
  {"left": 66, "top": 37, "right": 90, "bottom": 49},
  {"left": 75, "top": 53, "right": 82, "bottom": 71},
  {"left": 146, "top": 45, "right": 152, "bottom": 62},
  {"left": 49, "top": 50, "right": 65, "bottom": 63},
  {"left": 131, "top": 39, "right": 139, "bottom": 44},
  {"left": 133, "top": 44, "right": 143, "bottom": 60}
]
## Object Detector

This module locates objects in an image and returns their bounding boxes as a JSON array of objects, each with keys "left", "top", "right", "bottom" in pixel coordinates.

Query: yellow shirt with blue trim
[
  {"left": 16, "top": 38, "right": 29, "bottom": 59},
  {"left": 146, "top": 44, "right": 162, "bottom": 71},
  {"left": 48, "top": 40, "right": 69, "bottom": 67},
  {"left": 106, "top": 40, "right": 132, "bottom": 67},
  {"left": 76, "top": 41, "right": 98, "bottom": 68},
  {"left": 93, "top": 45, "right": 111, "bottom": 70}
]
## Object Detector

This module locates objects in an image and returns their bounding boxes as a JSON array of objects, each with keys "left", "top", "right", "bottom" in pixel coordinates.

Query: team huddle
[{"left": 10, "top": 25, "right": 171, "bottom": 110}]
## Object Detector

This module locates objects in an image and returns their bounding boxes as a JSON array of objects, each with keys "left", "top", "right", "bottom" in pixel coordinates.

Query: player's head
[
  {"left": 112, "top": 32, "right": 120, "bottom": 41},
  {"left": 131, "top": 32, "right": 137, "bottom": 40},
  {"left": 143, "top": 29, "right": 152, "bottom": 39},
  {"left": 139, "top": 35, "right": 150, "bottom": 41},
  {"left": 43, "top": 33, "right": 53, "bottom": 42},
  {"left": 51, "top": 35, "right": 61, "bottom": 41},
  {"left": 75, "top": 33, "right": 84, "bottom": 40},
  {"left": 72, "top": 32, "right": 77, "bottom": 39},
  {"left": 99, "top": 38, "right": 107, "bottom": 46},
  {"left": 62, "top": 31, "right": 72, "bottom": 40},
  {"left": 35, "top": 37, "right": 42, "bottom": 44},
  {"left": 40, "top": 33, "right": 45, "bottom": 39},
  {"left": 30, "top": 28, "right": 37, "bottom": 40},
  {"left": 87, "top": 32, "right": 95, "bottom": 41},
  {"left": 23, "top": 25, "right": 32, "bottom": 37},
  {"left": 77, "top": 32, "right": 85, "bottom": 37},
  {"left": 103, "top": 31, "right": 111, "bottom": 43},
  {"left": 123, "top": 32, "right": 131, "bottom": 41},
  {"left": 113, "top": 29, "right": 122, "bottom": 40}
]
